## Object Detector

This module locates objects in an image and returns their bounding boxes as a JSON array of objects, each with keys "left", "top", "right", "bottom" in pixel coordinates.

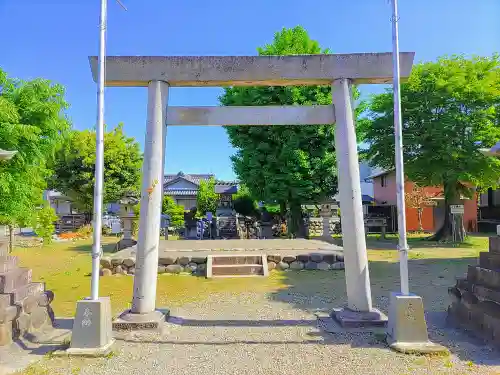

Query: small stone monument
[
  {"left": 319, "top": 203, "right": 332, "bottom": 239},
  {"left": 448, "top": 226, "right": 500, "bottom": 346},
  {"left": 116, "top": 193, "right": 139, "bottom": 250},
  {"left": 259, "top": 207, "right": 273, "bottom": 239}
]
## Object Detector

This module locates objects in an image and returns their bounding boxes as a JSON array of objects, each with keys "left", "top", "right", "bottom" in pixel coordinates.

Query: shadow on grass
[
  {"left": 69, "top": 242, "right": 117, "bottom": 254},
  {"left": 266, "top": 255, "right": 500, "bottom": 366},
  {"left": 328, "top": 235, "right": 489, "bottom": 250}
]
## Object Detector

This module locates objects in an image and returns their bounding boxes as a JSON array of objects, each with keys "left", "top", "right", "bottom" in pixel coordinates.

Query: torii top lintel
[{"left": 88, "top": 52, "right": 415, "bottom": 87}]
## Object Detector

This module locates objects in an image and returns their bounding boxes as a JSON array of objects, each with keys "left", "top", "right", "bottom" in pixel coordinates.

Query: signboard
[{"left": 450, "top": 205, "right": 464, "bottom": 214}]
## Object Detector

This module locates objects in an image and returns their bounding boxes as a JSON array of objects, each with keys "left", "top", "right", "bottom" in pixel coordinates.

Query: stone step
[
  {"left": 490, "top": 237, "right": 500, "bottom": 255},
  {"left": 211, "top": 264, "right": 265, "bottom": 277},
  {"left": 212, "top": 255, "right": 263, "bottom": 266},
  {"left": 0, "top": 294, "right": 11, "bottom": 310},
  {"left": 467, "top": 266, "right": 500, "bottom": 291},
  {"left": 0, "top": 241, "right": 7, "bottom": 257},
  {"left": 207, "top": 254, "right": 268, "bottom": 278},
  {"left": 0, "top": 256, "right": 19, "bottom": 273},
  {"left": 2, "top": 282, "right": 45, "bottom": 304},
  {"left": 0, "top": 268, "right": 32, "bottom": 293},
  {"left": 480, "top": 252, "right": 500, "bottom": 271}
]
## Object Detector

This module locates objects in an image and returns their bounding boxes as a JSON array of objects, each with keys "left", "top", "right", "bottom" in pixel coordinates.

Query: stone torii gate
[{"left": 90, "top": 53, "right": 414, "bottom": 328}]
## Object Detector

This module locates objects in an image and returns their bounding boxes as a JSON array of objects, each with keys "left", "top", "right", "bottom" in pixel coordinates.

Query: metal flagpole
[
  {"left": 90, "top": 0, "right": 127, "bottom": 302},
  {"left": 90, "top": 0, "right": 108, "bottom": 301},
  {"left": 391, "top": 0, "right": 410, "bottom": 295}
]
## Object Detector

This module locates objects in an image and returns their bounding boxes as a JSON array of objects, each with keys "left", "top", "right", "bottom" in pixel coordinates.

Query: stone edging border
[{"left": 99, "top": 253, "right": 345, "bottom": 277}]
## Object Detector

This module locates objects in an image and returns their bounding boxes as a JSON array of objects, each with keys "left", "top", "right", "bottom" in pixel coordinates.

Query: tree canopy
[
  {"left": 0, "top": 68, "right": 70, "bottom": 240},
  {"left": 196, "top": 177, "right": 218, "bottom": 216},
  {"left": 162, "top": 195, "right": 185, "bottom": 229},
  {"left": 361, "top": 55, "right": 500, "bottom": 240},
  {"left": 219, "top": 26, "right": 364, "bottom": 236},
  {"left": 50, "top": 123, "right": 142, "bottom": 212}
]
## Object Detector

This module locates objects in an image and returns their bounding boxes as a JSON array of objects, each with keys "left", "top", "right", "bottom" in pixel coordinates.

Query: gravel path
[{"left": 22, "top": 290, "right": 500, "bottom": 375}]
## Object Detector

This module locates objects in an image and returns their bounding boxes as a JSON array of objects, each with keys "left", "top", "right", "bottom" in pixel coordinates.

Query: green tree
[
  {"left": 50, "top": 123, "right": 142, "bottom": 213},
  {"left": 361, "top": 55, "right": 500, "bottom": 241},
  {"left": 219, "top": 26, "right": 364, "bottom": 237},
  {"left": 31, "top": 203, "right": 58, "bottom": 244},
  {"left": 232, "top": 184, "right": 257, "bottom": 217},
  {"left": 196, "top": 177, "right": 218, "bottom": 216},
  {"left": 162, "top": 195, "right": 185, "bottom": 229},
  {"left": 0, "top": 68, "right": 70, "bottom": 250}
]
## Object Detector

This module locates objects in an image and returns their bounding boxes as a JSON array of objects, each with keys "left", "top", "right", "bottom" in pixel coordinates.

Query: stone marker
[
  {"left": 290, "top": 261, "right": 304, "bottom": 270},
  {"left": 387, "top": 293, "right": 448, "bottom": 354},
  {"left": 66, "top": 297, "right": 114, "bottom": 356},
  {"left": 277, "top": 262, "right": 289, "bottom": 271}
]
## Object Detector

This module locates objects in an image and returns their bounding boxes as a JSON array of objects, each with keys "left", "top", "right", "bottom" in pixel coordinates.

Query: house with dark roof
[{"left": 163, "top": 171, "right": 238, "bottom": 210}]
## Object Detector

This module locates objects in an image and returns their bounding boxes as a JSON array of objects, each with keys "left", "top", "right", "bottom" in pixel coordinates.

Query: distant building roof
[
  {"left": 367, "top": 169, "right": 394, "bottom": 179},
  {"left": 163, "top": 172, "right": 238, "bottom": 196},
  {"left": 164, "top": 172, "right": 214, "bottom": 186}
]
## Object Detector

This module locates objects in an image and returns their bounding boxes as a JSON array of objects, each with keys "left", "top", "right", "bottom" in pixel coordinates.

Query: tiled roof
[
  {"left": 163, "top": 172, "right": 213, "bottom": 186},
  {"left": 165, "top": 189, "right": 198, "bottom": 196},
  {"left": 215, "top": 185, "right": 238, "bottom": 194}
]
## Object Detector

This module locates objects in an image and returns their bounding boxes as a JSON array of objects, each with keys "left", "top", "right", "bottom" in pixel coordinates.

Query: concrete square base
[
  {"left": 331, "top": 307, "right": 388, "bottom": 328},
  {"left": 113, "top": 309, "right": 168, "bottom": 331},
  {"left": 66, "top": 297, "right": 114, "bottom": 357},
  {"left": 387, "top": 293, "right": 449, "bottom": 355}
]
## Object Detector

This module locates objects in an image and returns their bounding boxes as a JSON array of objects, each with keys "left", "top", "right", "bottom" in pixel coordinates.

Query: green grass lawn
[{"left": 11, "top": 234, "right": 489, "bottom": 317}]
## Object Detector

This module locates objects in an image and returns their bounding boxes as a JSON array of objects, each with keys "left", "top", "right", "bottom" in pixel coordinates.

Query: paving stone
[
  {"left": 159, "top": 256, "right": 176, "bottom": 266},
  {"left": 317, "top": 262, "right": 330, "bottom": 270},
  {"left": 123, "top": 257, "right": 135, "bottom": 268},
  {"left": 290, "top": 261, "right": 304, "bottom": 270},
  {"left": 310, "top": 254, "right": 324, "bottom": 263},
  {"left": 322, "top": 254, "right": 337, "bottom": 264},
  {"left": 115, "top": 265, "right": 127, "bottom": 275},
  {"left": 305, "top": 261, "right": 318, "bottom": 270},
  {"left": 267, "top": 261, "right": 276, "bottom": 271},
  {"left": 191, "top": 257, "right": 207, "bottom": 264},
  {"left": 276, "top": 261, "right": 289, "bottom": 271},
  {"left": 331, "top": 262, "right": 345, "bottom": 270},
  {"left": 111, "top": 258, "right": 123, "bottom": 266},
  {"left": 100, "top": 268, "right": 113, "bottom": 277},
  {"left": 282, "top": 256, "right": 296, "bottom": 264},
  {"left": 177, "top": 256, "right": 191, "bottom": 266},
  {"left": 166, "top": 264, "right": 183, "bottom": 274},
  {"left": 100, "top": 257, "right": 112, "bottom": 269},
  {"left": 297, "top": 254, "right": 310, "bottom": 263}
]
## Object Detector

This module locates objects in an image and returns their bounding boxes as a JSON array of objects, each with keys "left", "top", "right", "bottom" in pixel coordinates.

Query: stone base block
[
  {"left": 69, "top": 297, "right": 113, "bottom": 355},
  {"left": 387, "top": 293, "right": 448, "bottom": 355},
  {"left": 113, "top": 309, "right": 168, "bottom": 331},
  {"left": 331, "top": 307, "right": 388, "bottom": 328},
  {"left": 62, "top": 339, "right": 115, "bottom": 357},
  {"left": 115, "top": 238, "right": 137, "bottom": 252}
]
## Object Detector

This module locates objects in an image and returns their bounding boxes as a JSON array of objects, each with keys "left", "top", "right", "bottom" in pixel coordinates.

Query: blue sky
[{"left": 1, "top": 0, "right": 499, "bottom": 181}]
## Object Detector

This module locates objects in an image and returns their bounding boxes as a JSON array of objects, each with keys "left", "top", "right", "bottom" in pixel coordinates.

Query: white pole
[
  {"left": 391, "top": 0, "right": 410, "bottom": 295},
  {"left": 90, "top": 0, "right": 107, "bottom": 301}
]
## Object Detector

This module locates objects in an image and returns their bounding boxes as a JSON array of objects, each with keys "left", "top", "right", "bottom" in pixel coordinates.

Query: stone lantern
[
  {"left": 117, "top": 193, "right": 139, "bottom": 250},
  {"left": 319, "top": 203, "right": 332, "bottom": 239}
]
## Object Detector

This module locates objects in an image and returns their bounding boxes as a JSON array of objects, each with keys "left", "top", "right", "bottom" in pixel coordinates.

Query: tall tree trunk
[
  {"left": 288, "top": 201, "right": 306, "bottom": 238},
  {"left": 417, "top": 208, "right": 423, "bottom": 231},
  {"left": 8, "top": 225, "right": 14, "bottom": 253},
  {"left": 429, "top": 180, "right": 466, "bottom": 242}
]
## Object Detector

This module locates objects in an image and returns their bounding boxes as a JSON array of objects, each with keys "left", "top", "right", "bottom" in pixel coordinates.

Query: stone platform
[
  {"left": 0, "top": 239, "right": 57, "bottom": 347},
  {"left": 100, "top": 239, "right": 344, "bottom": 276},
  {"left": 448, "top": 235, "right": 500, "bottom": 346}
]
